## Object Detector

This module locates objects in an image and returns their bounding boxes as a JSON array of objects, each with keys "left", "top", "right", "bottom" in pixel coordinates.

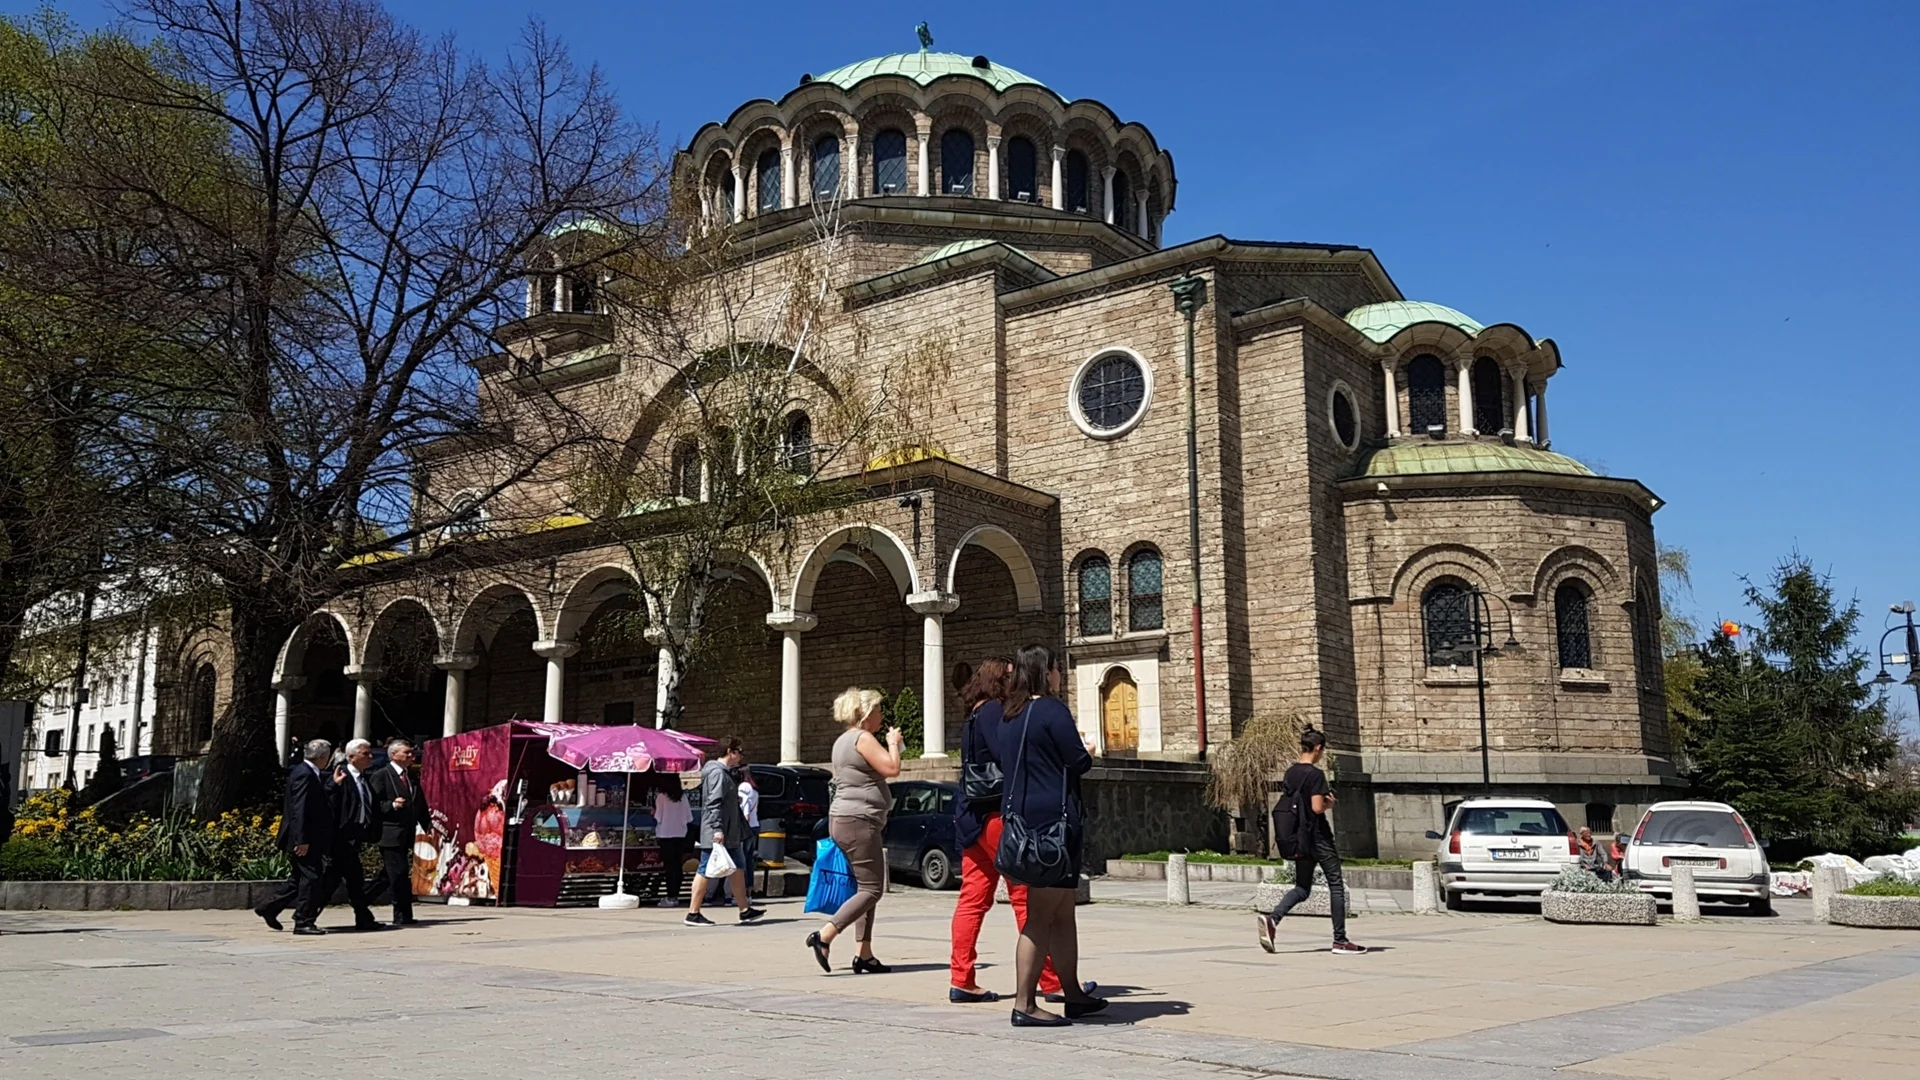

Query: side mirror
[{"left": 1424, "top": 830, "right": 1443, "bottom": 840}]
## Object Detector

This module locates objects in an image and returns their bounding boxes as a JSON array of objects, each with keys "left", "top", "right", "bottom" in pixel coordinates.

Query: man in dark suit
[
  {"left": 323, "top": 738, "right": 383, "bottom": 931},
  {"left": 366, "top": 738, "right": 430, "bottom": 926},
  {"left": 254, "top": 739, "right": 338, "bottom": 936}
]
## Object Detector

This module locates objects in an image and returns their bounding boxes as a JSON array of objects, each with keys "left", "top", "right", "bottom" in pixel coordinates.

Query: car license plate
[
  {"left": 1490, "top": 848, "right": 1537, "bottom": 861},
  {"left": 1671, "top": 857, "right": 1720, "bottom": 867}
]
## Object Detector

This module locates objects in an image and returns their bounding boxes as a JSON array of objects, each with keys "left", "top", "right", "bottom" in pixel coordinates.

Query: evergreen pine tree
[{"left": 1684, "top": 556, "right": 1919, "bottom": 854}]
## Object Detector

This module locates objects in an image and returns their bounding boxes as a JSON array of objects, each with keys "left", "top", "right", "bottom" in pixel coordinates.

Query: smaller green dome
[
  {"left": 1356, "top": 441, "right": 1594, "bottom": 479},
  {"left": 811, "top": 52, "right": 1046, "bottom": 95},
  {"left": 1345, "top": 300, "right": 1484, "bottom": 343}
]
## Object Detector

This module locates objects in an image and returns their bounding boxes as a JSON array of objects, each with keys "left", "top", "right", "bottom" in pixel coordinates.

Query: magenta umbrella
[
  {"left": 542, "top": 725, "right": 712, "bottom": 775},
  {"left": 535, "top": 724, "right": 713, "bottom": 908}
]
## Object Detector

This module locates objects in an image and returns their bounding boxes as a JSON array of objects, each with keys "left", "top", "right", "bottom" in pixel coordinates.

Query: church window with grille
[
  {"left": 1112, "top": 170, "right": 1132, "bottom": 232},
  {"left": 1128, "top": 549, "right": 1163, "bottom": 631},
  {"left": 1472, "top": 356, "right": 1506, "bottom": 434},
  {"left": 1066, "top": 150, "right": 1090, "bottom": 213},
  {"left": 811, "top": 135, "right": 840, "bottom": 198},
  {"left": 1075, "top": 352, "right": 1148, "bottom": 434},
  {"left": 1407, "top": 355, "right": 1447, "bottom": 434},
  {"left": 1079, "top": 556, "right": 1112, "bottom": 636},
  {"left": 1423, "top": 579, "right": 1474, "bottom": 665},
  {"left": 756, "top": 149, "right": 781, "bottom": 213},
  {"left": 873, "top": 130, "right": 907, "bottom": 194},
  {"left": 1555, "top": 580, "right": 1593, "bottom": 669},
  {"left": 1007, "top": 137, "right": 1037, "bottom": 201},
  {"left": 941, "top": 129, "right": 974, "bottom": 194}
]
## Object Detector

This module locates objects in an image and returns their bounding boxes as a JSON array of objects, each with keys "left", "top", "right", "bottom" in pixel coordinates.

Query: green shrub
[
  {"left": 1845, "top": 876, "right": 1920, "bottom": 897},
  {"left": 0, "top": 838, "right": 66, "bottom": 881},
  {"left": 1548, "top": 866, "right": 1637, "bottom": 894}
]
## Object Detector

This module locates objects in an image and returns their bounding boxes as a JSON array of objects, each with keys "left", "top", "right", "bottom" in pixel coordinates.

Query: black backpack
[{"left": 1270, "top": 775, "right": 1317, "bottom": 861}]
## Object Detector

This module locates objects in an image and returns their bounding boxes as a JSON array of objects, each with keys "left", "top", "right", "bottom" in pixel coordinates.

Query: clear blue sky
[{"left": 23, "top": 1, "right": 1920, "bottom": 719}]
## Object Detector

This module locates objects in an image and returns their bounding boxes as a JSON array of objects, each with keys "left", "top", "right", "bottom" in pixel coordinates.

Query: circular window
[
  {"left": 1328, "top": 381, "right": 1359, "bottom": 449},
  {"left": 1069, "top": 349, "right": 1153, "bottom": 439}
]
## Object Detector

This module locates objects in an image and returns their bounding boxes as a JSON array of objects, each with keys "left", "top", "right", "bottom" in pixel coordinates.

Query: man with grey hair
[
  {"left": 323, "top": 738, "right": 382, "bottom": 930},
  {"left": 255, "top": 738, "right": 341, "bottom": 935},
  {"left": 367, "top": 737, "right": 430, "bottom": 926}
]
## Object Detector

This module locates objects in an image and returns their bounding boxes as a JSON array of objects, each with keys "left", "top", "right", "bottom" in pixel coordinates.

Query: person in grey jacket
[{"left": 685, "top": 737, "right": 763, "bottom": 925}]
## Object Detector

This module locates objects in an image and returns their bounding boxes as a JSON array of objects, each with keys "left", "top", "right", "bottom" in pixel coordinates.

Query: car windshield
[
  {"left": 1455, "top": 806, "right": 1569, "bottom": 836},
  {"left": 1638, "top": 809, "right": 1750, "bottom": 847}
]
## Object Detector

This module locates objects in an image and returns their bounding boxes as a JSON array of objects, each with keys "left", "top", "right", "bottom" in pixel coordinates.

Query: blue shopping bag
[{"left": 804, "top": 838, "right": 856, "bottom": 914}]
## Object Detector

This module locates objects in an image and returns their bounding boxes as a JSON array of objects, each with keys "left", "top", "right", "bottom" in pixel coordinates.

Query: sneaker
[
  {"left": 738, "top": 907, "right": 766, "bottom": 924},
  {"left": 1256, "top": 914, "right": 1276, "bottom": 953},
  {"left": 1330, "top": 940, "right": 1365, "bottom": 955},
  {"left": 684, "top": 912, "right": 716, "bottom": 926},
  {"left": 655, "top": 898, "right": 679, "bottom": 909}
]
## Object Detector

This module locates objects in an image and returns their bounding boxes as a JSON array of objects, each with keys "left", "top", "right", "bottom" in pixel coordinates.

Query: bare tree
[{"left": 72, "top": 0, "right": 664, "bottom": 811}]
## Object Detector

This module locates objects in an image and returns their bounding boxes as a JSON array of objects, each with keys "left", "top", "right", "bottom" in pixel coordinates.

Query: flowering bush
[{"left": 4, "top": 789, "right": 287, "bottom": 881}]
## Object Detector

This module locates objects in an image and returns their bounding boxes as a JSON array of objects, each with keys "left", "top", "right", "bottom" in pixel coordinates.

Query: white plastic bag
[
  {"left": 703, "top": 843, "right": 737, "bottom": 878},
  {"left": 1805, "top": 852, "right": 1875, "bottom": 886}
]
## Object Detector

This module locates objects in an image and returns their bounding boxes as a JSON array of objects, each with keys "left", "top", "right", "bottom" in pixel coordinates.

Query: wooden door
[{"left": 1101, "top": 672, "right": 1139, "bottom": 753}]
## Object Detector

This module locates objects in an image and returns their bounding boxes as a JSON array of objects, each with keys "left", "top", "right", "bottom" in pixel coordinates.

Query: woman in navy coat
[{"left": 989, "top": 644, "right": 1104, "bottom": 1028}]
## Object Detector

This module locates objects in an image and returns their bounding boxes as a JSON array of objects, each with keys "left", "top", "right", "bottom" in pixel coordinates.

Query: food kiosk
[{"left": 417, "top": 721, "right": 706, "bottom": 907}]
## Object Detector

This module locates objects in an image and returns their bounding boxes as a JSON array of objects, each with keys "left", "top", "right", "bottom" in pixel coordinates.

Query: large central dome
[{"left": 812, "top": 51, "right": 1047, "bottom": 95}]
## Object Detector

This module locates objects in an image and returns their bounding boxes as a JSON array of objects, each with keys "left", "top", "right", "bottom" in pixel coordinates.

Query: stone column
[
  {"left": 531, "top": 640, "right": 579, "bottom": 727},
  {"left": 914, "top": 120, "right": 931, "bottom": 196},
  {"left": 1534, "top": 379, "right": 1550, "bottom": 446},
  {"left": 1050, "top": 145, "right": 1065, "bottom": 210},
  {"left": 1457, "top": 359, "right": 1475, "bottom": 434},
  {"left": 906, "top": 591, "right": 961, "bottom": 758},
  {"left": 842, "top": 123, "right": 860, "bottom": 201},
  {"left": 730, "top": 165, "right": 744, "bottom": 223},
  {"left": 271, "top": 675, "right": 305, "bottom": 766},
  {"left": 765, "top": 611, "right": 818, "bottom": 764},
  {"left": 986, "top": 135, "right": 1001, "bottom": 200},
  {"left": 1136, "top": 191, "right": 1148, "bottom": 238},
  {"left": 1671, "top": 865, "right": 1701, "bottom": 922},
  {"left": 343, "top": 665, "right": 382, "bottom": 742},
  {"left": 1381, "top": 360, "right": 1401, "bottom": 437},
  {"left": 1102, "top": 165, "right": 1116, "bottom": 224},
  {"left": 1411, "top": 859, "right": 1441, "bottom": 913},
  {"left": 644, "top": 626, "right": 675, "bottom": 728},
  {"left": 1512, "top": 368, "right": 1531, "bottom": 443},
  {"left": 779, "top": 132, "right": 795, "bottom": 209},
  {"left": 434, "top": 653, "right": 477, "bottom": 737}
]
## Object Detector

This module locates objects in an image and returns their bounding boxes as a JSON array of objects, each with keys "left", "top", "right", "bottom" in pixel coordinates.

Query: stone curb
[{"left": 0, "top": 879, "right": 289, "bottom": 911}]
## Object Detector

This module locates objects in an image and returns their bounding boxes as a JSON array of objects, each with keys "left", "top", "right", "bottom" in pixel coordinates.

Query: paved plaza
[{"left": 2, "top": 887, "right": 1915, "bottom": 1080}]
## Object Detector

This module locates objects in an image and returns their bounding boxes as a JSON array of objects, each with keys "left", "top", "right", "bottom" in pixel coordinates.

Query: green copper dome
[
  {"left": 812, "top": 52, "right": 1046, "bottom": 95},
  {"left": 1356, "top": 441, "right": 1594, "bottom": 479},
  {"left": 1344, "top": 300, "right": 1484, "bottom": 343}
]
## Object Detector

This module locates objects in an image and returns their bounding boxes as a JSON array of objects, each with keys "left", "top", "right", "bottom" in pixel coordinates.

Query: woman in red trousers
[{"left": 949, "top": 659, "right": 1087, "bottom": 1003}]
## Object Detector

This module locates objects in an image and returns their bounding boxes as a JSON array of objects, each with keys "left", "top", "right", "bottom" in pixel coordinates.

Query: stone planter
[
  {"left": 0, "top": 879, "right": 288, "bottom": 911},
  {"left": 1828, "top": 893, "right": 1920, "bottom": 929},
  {"left": 1540, "top": 889, "right": 1657, "bottom": 926}
]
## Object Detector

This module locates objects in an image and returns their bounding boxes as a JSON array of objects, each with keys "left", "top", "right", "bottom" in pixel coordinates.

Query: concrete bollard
[
  {"left": 1671, "top": 865, "right": 1701, "bottom": 922},
  {"left": 1167, "top": 852, "right": 1191, "bottom": 905},
  {"left": 1811, "top": 865, "right": 1846, "bottom": 923},
  {"left": 1411, "top": 859, "right": 1441, "bottom": 913}
]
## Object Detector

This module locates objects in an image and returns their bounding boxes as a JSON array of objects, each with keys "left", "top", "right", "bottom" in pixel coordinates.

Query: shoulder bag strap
[{"left": 1006, "top": 706, "right": 1032, "bottom": 813}]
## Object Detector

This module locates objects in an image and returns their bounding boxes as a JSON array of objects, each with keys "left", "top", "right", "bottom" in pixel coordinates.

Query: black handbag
[
  {"left": 994, "top": 706, "right": 1075, "bottom": 888},
  {"left": 960, "top": 710, "right": 1004, "bottom": 808}
]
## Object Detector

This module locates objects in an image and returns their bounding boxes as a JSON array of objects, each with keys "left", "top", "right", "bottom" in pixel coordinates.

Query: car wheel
[
  {"left": 1443, "top": 888, "right": 1464, "bottom": 912},
  {"left": 920, "top": 848, "right": 955, "bottom": 890},
  {"left": 1748, "top": 894, "right": 1773, "bottom": 916}
]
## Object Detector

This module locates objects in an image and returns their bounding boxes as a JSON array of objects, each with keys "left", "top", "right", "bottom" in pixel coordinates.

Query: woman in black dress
[{"left": 990, "top": 644, "right": 1104, "bottom": 1027}]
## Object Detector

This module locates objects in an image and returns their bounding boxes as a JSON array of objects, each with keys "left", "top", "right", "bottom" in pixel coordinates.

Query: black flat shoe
[
  {"left": 1064, "top": 997, "right": 1109, "bottom": 1019},
  {"left": 1010, "top": 1008, "right": 1070, "bottom": 1028},
  {"left": 949, "top": 987, "right": 1000, "bottom": 1003},
  {"left": 851, "top": 955, "right": 891, "bottom": 974},
  {"left": 1044, "top": 980, "right": 1098, "bottom": 1003},
  {"left": 805, "top": 931, "right": 831, "bottom": 973}
]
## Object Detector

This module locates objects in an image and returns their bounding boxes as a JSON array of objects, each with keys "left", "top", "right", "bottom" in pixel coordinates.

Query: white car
[
  {"left": 1622, "top": 800, "right": 1772, "bottom": 915},
  {"left": 1430, "top": 798, "right": 1580, "bottom": 909}
]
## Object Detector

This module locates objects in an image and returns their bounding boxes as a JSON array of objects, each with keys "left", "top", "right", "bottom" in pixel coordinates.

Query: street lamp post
[
  {"left": 1169, "top": 275, "right": 1208, "bottom": 759},
  {"left": 1438, "top": 587, "right": 1521, "bottom": 792},
  {"left": 1870, "top": 601, "right": 1920, "bottom": 718}
]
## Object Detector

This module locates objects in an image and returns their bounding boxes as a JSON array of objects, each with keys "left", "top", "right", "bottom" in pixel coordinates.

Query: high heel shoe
[
  {"left": 851, "top": 955, "right": 891, "bottom": 974},
  {"left": 1064, "top": 997, "right": 1108, "bottom": 1019},
  {"left": 1010, "top": 1008, "right": 1070, "bottom": 1028},
  {"left": 805, "top": 931, "right": 830, "bottom": 973}
]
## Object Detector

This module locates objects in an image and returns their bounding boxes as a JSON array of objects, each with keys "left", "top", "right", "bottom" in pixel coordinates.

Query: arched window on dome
[
  {"left": 1471, "top": 356, "right": 1506, "bottom": 435},
  {"left": 873, "top": 129, "right": 907, "bottom": 195},
  {"left": 1006, "top": 137, "right": 1037, "bottom": 202},
  {"left": 811, "top": 135, "right": 840, "bottom": 200},
  {"left": 756, "top": 149, "right": 781, "bottom": 214},
  {"left": 1078, "top": 555, "right": 1112, "bottom": 637},
  {"left": 941, "top": 129, "right": 974, "bottom": 195},
  {"left": 1554, "top": 580, "right": 1593, "bottom": 670},
  {"left": 782, "top": 410, "right": 813, "bottom": 472},
  {"left": 672, "top": 439, "right": 702, "bottom": 501},
  {"left": 1407, "top": 354, "right": 1447, "bottom": 434},
  {"left": 1065, "top": 150, "right": 1090, "bottom": 214},
  {"left": 1112, "top": 170, "right": 1132, "bottom": 233},
  {"left": 1422, "top": 579, "right": 1474, "bottom": 666}
]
